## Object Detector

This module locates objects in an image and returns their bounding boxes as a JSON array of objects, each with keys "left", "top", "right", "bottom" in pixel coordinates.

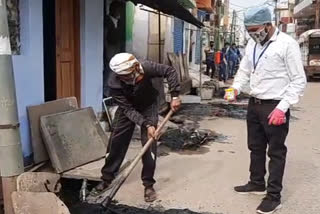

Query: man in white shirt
[{"left": 225, "top": 6, "right": 306, "bottom": 214}]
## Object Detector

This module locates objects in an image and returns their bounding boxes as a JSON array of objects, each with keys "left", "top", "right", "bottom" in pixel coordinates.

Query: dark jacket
[{"left": 108, "top": 60, "right": 180, "bottom": 127}]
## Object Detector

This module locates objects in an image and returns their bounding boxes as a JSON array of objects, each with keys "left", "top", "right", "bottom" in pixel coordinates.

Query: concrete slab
[
  {"left": 180, "top": 95, "right": 201, "bottom": 104},
  {"left": 17, "top": 172, "right": 61, "bottom": 193},
  {"left": 62, "top": 141, "right": 142, "bottom": 181},
  {"left": 40, "top": 107, "right": 108, "bottom": 173},
  {"left": 12, "top": 192, "right": 70, "bottom": 214},
  {"left": 27, "top": 97, "right": 78, "bottom": 164}
]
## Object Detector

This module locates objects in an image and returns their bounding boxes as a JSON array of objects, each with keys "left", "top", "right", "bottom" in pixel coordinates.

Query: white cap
[{"left": 109, "top": 53, "right": 140, "bottom": 75}]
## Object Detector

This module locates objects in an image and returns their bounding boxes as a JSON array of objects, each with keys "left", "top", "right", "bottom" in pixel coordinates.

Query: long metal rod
[
  {"left": 199, "top": 29, "right": 203, "bottom": 99},
  {"left": 0, "top": 1, "right": 24, "bottom": 213},
  {"left": 139, "top": 7, "right": 171, "bottom": 17},
  {"left": 101, "top": 110, "right": 174, "bottom": 207}
]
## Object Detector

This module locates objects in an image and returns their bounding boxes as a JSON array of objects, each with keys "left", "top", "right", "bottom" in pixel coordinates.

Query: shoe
[
  {"left": 90, "top": 181, "right": 111, "bottom": 196},
  {"left": 144, "top": 186, "right": 157, "bottom": 203},
  {"left": 234, "top": 183, "right": 266, "bottom": 195},
  {"left": 256, "top": 196, "right": 282, "bottom": 214}
]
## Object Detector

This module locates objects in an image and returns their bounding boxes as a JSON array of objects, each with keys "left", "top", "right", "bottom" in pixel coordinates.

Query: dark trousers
[
  {"left": 205, "top": 61, "right": 216, "bottom": 78},
  {"left": 219, "top": 63, "right": 228, "bottom": 82},
  {"left": 247, "top": 98, "right": 290, "bottom": 199},
  {"left": 101, "top": 103, "right": 159, "bottom": 187},
  {"left": 228, "top": 60, "right": 236, "bottom": 77}
]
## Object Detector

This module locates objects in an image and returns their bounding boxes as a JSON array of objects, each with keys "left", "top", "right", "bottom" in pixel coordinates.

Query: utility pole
[
  {"left": 233, "top": 10, "right": 237, "bottom": 43},
  {"left": 158, "top": 11, "right": 161, "bottom": 63},
  {"left": 316, "top": 0, "right": 320, "bottom": 29},
  {"left": 274, "top": 0, "right": 278, "bottom": 26},
  {"left": 215, "top": 0, "right": 222, "bottom": 50},
  {"left": 229, "top": 10, "right": 236, "bottom": 44},
  {"left": 0, "top": 1, "right": 24, "bottom": 214}
]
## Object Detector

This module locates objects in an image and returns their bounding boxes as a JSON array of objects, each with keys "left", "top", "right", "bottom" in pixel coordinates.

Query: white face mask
[
  {"left": 248, "top": 26, "right": 269, "bottom": 44},
  {"left": 121, "top": 72, "right": 140, "bottom": 86},
  {"left": 120, "top": 65, "right": 144, "bottom": 86}
]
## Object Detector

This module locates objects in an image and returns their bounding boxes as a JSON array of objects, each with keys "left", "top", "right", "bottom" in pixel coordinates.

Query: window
[
  {"left": 309, "top": 38, "right": 320, "bottom": 55},
  {"left": 7, "top": 0, "right": 20, "bottom": 55}
]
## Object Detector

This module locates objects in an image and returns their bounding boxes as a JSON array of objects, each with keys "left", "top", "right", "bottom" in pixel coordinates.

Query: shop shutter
[{"left": 174, "top": 18, "right": 184, "bottom": 53}]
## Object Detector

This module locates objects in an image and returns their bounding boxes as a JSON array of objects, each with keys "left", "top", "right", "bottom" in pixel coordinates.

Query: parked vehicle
[{"left": 298, "top": 29, "right": 320, "bottom": 80}]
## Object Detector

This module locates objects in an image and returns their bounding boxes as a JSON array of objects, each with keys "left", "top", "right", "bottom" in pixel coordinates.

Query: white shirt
[{"left": 232, "top": 28, "right": 307, "bottom": 112}]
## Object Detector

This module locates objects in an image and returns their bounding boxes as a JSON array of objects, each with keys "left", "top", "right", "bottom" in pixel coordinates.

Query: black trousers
[
  {"left": 206, "top": 61, "right": 216, "bottom": 78},
  {"left": 247, "top": 98, "right": 290, "bottom": 199},
  {"left": 101, "top": 103, "right": 159, "bottom": 187}
]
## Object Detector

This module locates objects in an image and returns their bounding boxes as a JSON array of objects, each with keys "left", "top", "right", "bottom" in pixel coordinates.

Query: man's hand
[
  {"left": 224, "top": 88, "right": 238, "bottom": 102},
  {"left": 147, "top": 126, "right": 156, "bottom": 140},
  {"left": 171, "top": 97, "right": 181, "bottom": 112},
  {"left": 268, "top": 109, "right": 286, "bottom": 126}
]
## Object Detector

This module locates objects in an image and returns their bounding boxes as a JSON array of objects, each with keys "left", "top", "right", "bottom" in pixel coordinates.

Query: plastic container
[
  {"left": 200, "top": 86, "right": 214, "bottom": 100},
  {"left": 225, "top": 88, "right": 235, "bottom": 101}
]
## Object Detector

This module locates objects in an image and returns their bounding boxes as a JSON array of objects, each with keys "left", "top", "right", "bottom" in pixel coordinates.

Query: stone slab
[
  {"left": 180, "top": 95, "right": 201, "bottom": 104},
  {"left": 62, "top": 143, "right": 141, "bottom": 181},
  {"left": 12, "top": 192, "right": 70, "bottom": 214},
  {"left": 40, "top": 107, "right": 108, "bottom": 173},
  {"left": 17, "top": 172, "right": 61, "bottom": 193},
  {"left": 27, "top": 97, "right": 78, "bottom": 164}
]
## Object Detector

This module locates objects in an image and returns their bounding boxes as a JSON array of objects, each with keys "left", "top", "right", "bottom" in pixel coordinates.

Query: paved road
[{"left": 115, "top": 83, "right": 320, "bottom": 214}]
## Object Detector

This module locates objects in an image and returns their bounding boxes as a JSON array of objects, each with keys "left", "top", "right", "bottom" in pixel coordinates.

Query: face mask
[
  {"left": 249, "top": 26, "right": 269, "bottom": 43},
  {"left": 121, "top": 72, "right": 140, "bottom": 86},
  {"left": 120, "top": 65, "right": 144, "bottom": 86}
]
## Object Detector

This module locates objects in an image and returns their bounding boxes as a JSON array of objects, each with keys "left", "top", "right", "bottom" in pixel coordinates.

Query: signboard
[{"left": 277, "top": 0, "right": 289, "bottom": 10}]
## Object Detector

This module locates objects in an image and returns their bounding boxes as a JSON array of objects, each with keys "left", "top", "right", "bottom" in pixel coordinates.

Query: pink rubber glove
[{"left": 268, "top": 109, "right": 286, "bottom": 126}]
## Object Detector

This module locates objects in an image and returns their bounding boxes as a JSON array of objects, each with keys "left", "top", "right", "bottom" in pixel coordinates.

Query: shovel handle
[{"left": 102, "top": 110, "right": 174, "bottom": 207}]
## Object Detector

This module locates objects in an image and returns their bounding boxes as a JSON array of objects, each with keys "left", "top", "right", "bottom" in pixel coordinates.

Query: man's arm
[
  {"left": 276, "top": 41, "right": 307, "bottom": 112},
  {"left": 144, "top": 61, "right": 181, "bottom": 98},
  {"left": 232, "top": 46, "right": 252, "bottom": 94},
  {"left": 111, "top": 89, "right": 153, "bottom": 127}
]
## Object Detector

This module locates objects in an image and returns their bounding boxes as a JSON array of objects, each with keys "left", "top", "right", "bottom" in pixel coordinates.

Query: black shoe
[
  {"left": 234, "top": 183, "right": 266, "bottom": 195},
  {"left": 256, "top": 196, "right": 282, "bottom": 214}
]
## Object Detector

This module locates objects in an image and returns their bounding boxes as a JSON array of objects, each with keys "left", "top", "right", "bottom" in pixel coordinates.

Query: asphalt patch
[{"left": 176, "top": 103, "right": 248, "bottom": 121}]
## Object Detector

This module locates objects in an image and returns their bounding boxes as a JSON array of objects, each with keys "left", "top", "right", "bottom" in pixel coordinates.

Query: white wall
[
  {"left": 12, "top": 0, "right": 44, "bottom": 163},
  {"left": 80, "top": 0, "right": 104, "bottom": 112},
  {"left": 132, "top": 7, "right": 149, "bottom": 60}
]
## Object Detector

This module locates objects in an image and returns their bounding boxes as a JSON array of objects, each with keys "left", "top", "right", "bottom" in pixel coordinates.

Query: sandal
[
  {"left": 144, "top": 187, "right": 157, "bottom": 203},
  {"left": 90, "top": 181, "right": 111, "bottom": 196}
]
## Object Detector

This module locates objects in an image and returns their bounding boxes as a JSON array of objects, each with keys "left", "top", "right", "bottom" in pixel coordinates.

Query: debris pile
[{"left": 159, "top": 128, "right": 221, "bottom": 151}]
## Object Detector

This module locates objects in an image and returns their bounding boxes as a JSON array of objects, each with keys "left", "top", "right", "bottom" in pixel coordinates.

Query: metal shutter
[
  {"left": 174, "top": 18, "right": 184, "bottom": 54},
  {"left": 195, "top": 10, "right": 206, "bottom": 64}
]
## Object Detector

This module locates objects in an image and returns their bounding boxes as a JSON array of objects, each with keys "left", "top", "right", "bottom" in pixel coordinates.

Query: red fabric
[
  {"left": 268, "top": 109, "right": 286, "bottom": 126},
  {"left": 215, "top": 51, "right": 221, "bottom": 64},
  {"left": 196, "top": 0, "right": 213, "bottom": 11}
]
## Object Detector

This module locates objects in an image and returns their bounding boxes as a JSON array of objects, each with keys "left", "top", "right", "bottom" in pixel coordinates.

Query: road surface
[{"left": 114, "top": 83, "right": 320, "bottom": 214}]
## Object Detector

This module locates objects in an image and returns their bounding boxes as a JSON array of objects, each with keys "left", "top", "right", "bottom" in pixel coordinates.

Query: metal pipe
[
  {"left": 199, "top": 29, "right": 203, "bottom": 99},
  {"left": 139, "top": 7, "right": 171, "bottom": 18},
  {"left": 0, "top": 0, "right": 24, "bottom": 177},
  {"left": 0, "top": 1, "right": 24, "bottom": 213}
]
